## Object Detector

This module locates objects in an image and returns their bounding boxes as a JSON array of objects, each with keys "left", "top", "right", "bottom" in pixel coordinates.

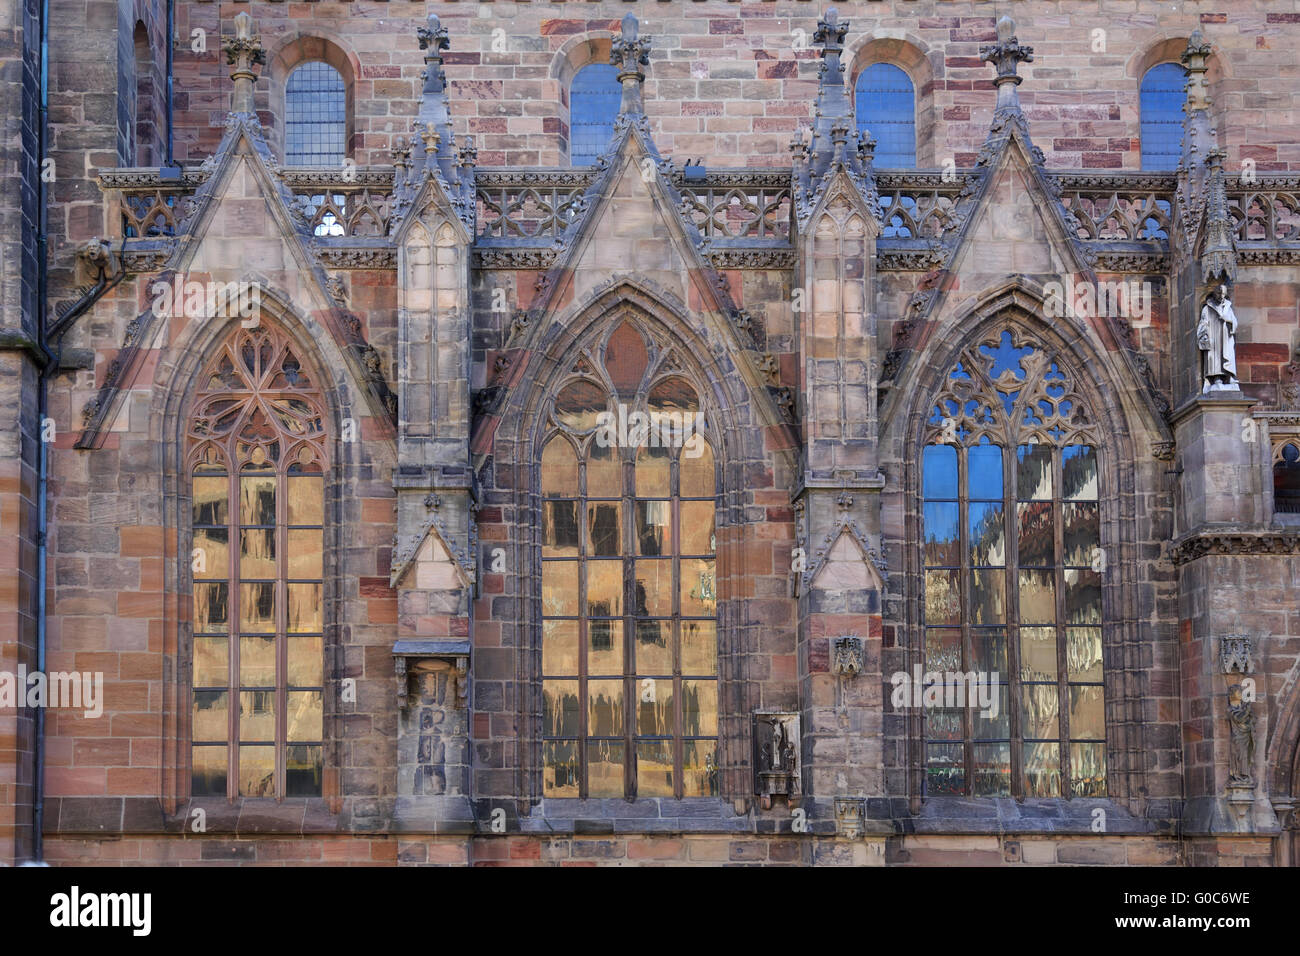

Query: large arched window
[
  {"left": 569, "top": 63, "right": 621, "bottom": 165},
  {"left": 921, "top": 329, "right": 1106, "bottom": 799},
  {"left": 1139, "top": 62, "right": 1186, "bottom": 171},
  {"left": 855, "top": 63, "right": 916, "bottom": 168},
  {"left": 188, "top": 325, "right": 327, "bottom": 799},
  {"left": 540, "top": 321, "right": 718, "bottom": 799},
  {"left": 285, "top": 61, "right": 347, "bottom": 165}
]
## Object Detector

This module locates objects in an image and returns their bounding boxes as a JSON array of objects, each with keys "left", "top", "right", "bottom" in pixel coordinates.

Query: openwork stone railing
[
  {"left": 875, "top": 170, "right": 971, "bottom": 240},
  {"left": 475, "top": 169, "right": 594, "bottom": 240},
  {"left": 100, "top": 169, "right": 207, "bottom": 238},
  {"left": 1227, "top": 177, "right": 1300, "bottom": 242},
  {"left": 281, "top": 168, "right": 394, "bottom": 238},
  {"left": 672, "top": 169, "right": 792, "bottom": 240},
  {"left": 100, "top": 164, "right": 1300, "bottom": 256},
  {"left": 1053, "top": 173, "right": 1175, "bottom": 241}
]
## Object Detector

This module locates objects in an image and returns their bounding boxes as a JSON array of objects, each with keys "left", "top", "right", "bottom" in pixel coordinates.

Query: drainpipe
[
  {"left": 32, "top": 0, "right": 52, "bottom": 865},
  {"left": 166, "top": 0, "right": 174, "bottom": 166}
]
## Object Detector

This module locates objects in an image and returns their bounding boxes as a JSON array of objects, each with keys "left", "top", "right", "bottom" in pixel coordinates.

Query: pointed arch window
[
  {"left": 1140, "top": 62, "right": 1186, "bottom": 171},
  {"left": 286, "top": 61, "right": 347, "bottom": 165},
  {"left": 540, "top": 321, "right": 718, "bottom": 799},
  {"left": 855, "top": 63, "right": 916, "bottom": 168},
  {"left": 921, "top": 330, "right": 1106, "bottom": 799},
  {"left": 569, "top": 63, "right": 622, "bottom": 166},
  {"left": 188, "top": 326, "right": 327, "bottom": 799}
]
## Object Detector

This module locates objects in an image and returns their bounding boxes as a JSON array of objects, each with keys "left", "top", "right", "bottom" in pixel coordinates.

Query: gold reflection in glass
[
  {"left": 541, "top": 437, "right": 578, "bottom": 497},
  {"left": 542, "top": 620, "right": 579, "bottom": 675},
  {"left": 287, "top": 636, "right": 323, "bottom": 686}
]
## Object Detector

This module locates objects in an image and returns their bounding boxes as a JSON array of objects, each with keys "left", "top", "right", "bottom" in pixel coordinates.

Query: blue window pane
[
  {"left": 1140, "top": 62, "right": 1185, "bottom": 171},
  {"left": 968, "top": 444, "right": 1004, "bottom": 500},
  {"left": 570, "top": 64, "right": 621, "bottom": 165},
  {"left": 286, "top": 62, "right": 347, "bottom": 166},
  {"left": 923, "top": 444, "right": 958, "bottom": 499},
  {"left": 855, "top": 63, "right": 915, "bottom": 168}
]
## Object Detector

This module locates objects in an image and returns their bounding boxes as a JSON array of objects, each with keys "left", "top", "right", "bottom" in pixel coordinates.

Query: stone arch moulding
[
  {"left": 491, "top": 286, "right": 783, "bottom": 807},
  {"left": 844, "top": 33, "right": 937, "bottom": 167},
  {"left": 150, "top": 291, "right": 380, "bottom": 815},
  {"left": 891, "top": 296, "right": 1154, "bottom": 814},
  {"left": 264, "top": 31, "right": 361, "bottom": 164}
]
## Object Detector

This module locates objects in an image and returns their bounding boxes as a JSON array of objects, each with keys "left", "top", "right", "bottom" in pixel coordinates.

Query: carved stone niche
[
  {"left": 753, "top": 711, "right": 801, "bottom": 809},
  {"left": 393, "top": 640, "right": 470, "bottom": 712}
]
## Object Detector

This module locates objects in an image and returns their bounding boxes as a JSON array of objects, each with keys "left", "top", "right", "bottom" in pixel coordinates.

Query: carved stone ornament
[
  {"left": 753, "top": 711, "right": 801, "bottom": 809},
  {"left": 1227, "top": 699, "right": 1255, "bottom": 789},
  {"left": 832, "top": 636, "right": 865, "bottom": 678},
  {"left": 1220, "top": 634, "right": 1252, "bottom": 675},
  {"left": 834, "top": 796, "right": 867, "bottom": 840}
]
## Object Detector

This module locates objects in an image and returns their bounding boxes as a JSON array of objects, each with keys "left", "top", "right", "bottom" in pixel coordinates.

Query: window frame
[
  {"left": 187, "top": 325, "right": 329, "bottom": 801},
  {"left": 568, "top": 62, "right": 622, "bottom": 166},
  {"left": 284, "top": 60, "right": 349, "bottom": 167},
  {"left": 918, "top": 328, "right": 1109, "bottom": 801},
  {"left": 854, "top": 61, "right": 918, "bottom": 169},
  {"left": 537, "top": 323, "right": 721, "bottom": 801},
  {"left": 1139, "top": 61, "right": 1187, "bottom": 172}
]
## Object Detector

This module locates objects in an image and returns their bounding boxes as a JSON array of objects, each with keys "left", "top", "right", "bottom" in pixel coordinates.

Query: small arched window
[
  {"left": 855, "top": 63, "right": 916, "bottom": 168},
  {"left": 541, "top": 321, "right": 718, "bottom": 799},
  {"left": 188, "top": 325, "right": 327, "bottom": 799},
  {"left": 1140, "top": 62, "right": 1186, "bottom": 171},
  {"left": 921, "top": 329, "right": 1107, "bottom": 799},
  {"left": 1275, "top": 442, "right": 1300, "bottom": 514},
  {"left": 285, "top": 61, "right": 347, "bottom": 165},
  {"left": 569, "top": 63, "right": 622, "bottom": 165}
]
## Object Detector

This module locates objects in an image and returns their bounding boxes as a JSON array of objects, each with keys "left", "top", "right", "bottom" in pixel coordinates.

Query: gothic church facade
[{"left": 2, "top": 0, "right": 1300, "bottom": 866}]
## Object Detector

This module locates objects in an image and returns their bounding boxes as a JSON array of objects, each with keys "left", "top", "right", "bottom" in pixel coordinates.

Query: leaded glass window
[
  {"left": 188, "top": 326, "right": 327, "bottom": 799},
  {"left": 541, "top": 321, "right": 718, "bottom": 799},
  {"left": 855, "top": 63, "right": 916, "bottom": 168},
  {"left": 1140, "top": 62, "right": 1186, "bottom": 171},
  {"left": 285, "top": 61, "right": 347, "bottom": 166},
  {"left": 921, "top": 330, "right": 1106, "bottom": 798},
  {"left": 569, "top": 64, "right": 621, "bottom": 166}
]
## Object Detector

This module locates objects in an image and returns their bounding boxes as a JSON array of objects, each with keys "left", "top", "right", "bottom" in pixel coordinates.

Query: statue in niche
[
  {"left": 1227, "top": 699, "right": 1255, "bottom": 787},
  {"left": 1197, "top": 283, "right": 1239, "bottom": 393}
]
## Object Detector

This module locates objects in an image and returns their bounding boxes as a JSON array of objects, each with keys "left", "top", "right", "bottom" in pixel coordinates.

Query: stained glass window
[
  {"left": 285, "top": 61, "right": 347, "bottom": 166},
  {"left": 541, "top": 321, "right": 718, "bottom": 799},
  {"left": 188, "top": 326, "right": 327, "bottom": 799},
  {"left": 855, "top": 63, "right": 916, "bottom": 168},
  {"left": 1140, "top": 62, "right": 1186, "bottom": 171},
  {"left": 921, "top": 330, "right": 1106, "bottom": 798},
  {"left": 570, "top": 63, "right": 621, "bottom": 166}
]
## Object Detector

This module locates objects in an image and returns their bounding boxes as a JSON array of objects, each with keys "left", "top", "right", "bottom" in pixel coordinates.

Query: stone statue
[
  {"left": 1197, "top": 284, "right": 1239, "bottom": 393},
  {"left": 1227, "top": 700, "right": 1255, "bottom": 787}
]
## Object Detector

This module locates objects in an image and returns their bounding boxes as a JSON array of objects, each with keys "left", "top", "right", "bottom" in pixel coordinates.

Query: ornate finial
[
  {"left": 458, "top": 135, "right": 478, "bottom": 172},
  {"left": 980, "top": 15, "right": 1034, "bottom": 114},
  {"left": 1182, "top": 30, "right": 1212, "bottom": 113},
  {"left": 611, "top": 13, "right": 651, "bottom": 116},
  {"left": 417, "top": 13, "right": 450, "bottom": 96},
  {"left": 223, "top": 12, "right": 266, "bottom": 115},
  {"left": 1201, "top": 147, "right": 1237, "bottom": 283},
  {"left": 813, "top": 7, "right": 848, "bottom": 55}
]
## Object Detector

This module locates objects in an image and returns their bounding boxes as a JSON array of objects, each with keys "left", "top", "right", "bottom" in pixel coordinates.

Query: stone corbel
[{"left": 392, "top": 640, "right": 471, "bottom": 712}]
